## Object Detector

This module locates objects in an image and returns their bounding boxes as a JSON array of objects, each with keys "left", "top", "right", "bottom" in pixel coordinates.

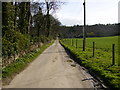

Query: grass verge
[
  {"left": 60, "top": 40, "right": 120, "bottom": 89},
  {"left": 2, "top": 41, "right": 54, "bottom": 85}
]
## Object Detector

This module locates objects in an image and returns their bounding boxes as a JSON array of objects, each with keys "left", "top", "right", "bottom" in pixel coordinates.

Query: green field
[
  {"left": 63, "top": 36, "right": 119, "bottom": 65},
  {"left": 66, "top": 36, "right": 119, "bottom": 52},
  {"left": 60, "top": 36, "right": 120, "bottom": 89}
]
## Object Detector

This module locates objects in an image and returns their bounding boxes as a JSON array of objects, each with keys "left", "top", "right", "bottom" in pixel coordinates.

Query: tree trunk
[{"left": 46, "top": 2, "right": 50, "bottom": 37}]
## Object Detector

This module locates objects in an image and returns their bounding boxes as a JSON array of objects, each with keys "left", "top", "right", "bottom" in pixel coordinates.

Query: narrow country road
[{"left": 4, "top": 40, "right": 95, "bottom": 88}]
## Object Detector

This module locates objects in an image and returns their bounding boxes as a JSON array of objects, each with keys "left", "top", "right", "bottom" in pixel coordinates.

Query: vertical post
[
  {"left": 66, "top": 39, "right": 68, "bottom": 45},
  {"left": 71, "top": 39, "right": 72, "bottom": 46},
  {"left": 66, "top": 39, "right": 67, "bottom": 44},
  {"left": 76, "top": 39, "right": 77, "bottom": 48},
  {"left": 112, "top": 44, "right": 115, "bottom": 65},
  {"left": 83, "top": 0, "right": 86, "bottom": 51},
  {"left": 93, "top": 42, "right": 95, "bottom": 57},
  {"left": 69, "top": 39, "right": 70, "bottom": 45},
  {"left": 67, "top": 39, "right": 68, "bottom": 45},
  {"left": 83, "top": 39, "right": 85, "bottom": 51},
  {"left": 68, "top": 39, "right": 69, "bottom": 45},
  {"left": 73, "top": 39, "right": 74, "bottom": 47},
  {"left": 72, "top": 39, "right": 73, "bottom": 46}
]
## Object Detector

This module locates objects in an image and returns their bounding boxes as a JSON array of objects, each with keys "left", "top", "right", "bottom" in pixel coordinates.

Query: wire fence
[{"left": 62, "top": 38, "right": 119, "bottom": 66}]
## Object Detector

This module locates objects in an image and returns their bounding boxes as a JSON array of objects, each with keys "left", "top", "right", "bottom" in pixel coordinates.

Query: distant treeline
[{"left": 58, "top": 23, "right": 120, "bottom": 38}]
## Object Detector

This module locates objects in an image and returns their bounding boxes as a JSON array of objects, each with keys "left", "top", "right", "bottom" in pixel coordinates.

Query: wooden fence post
[
  {"left": 112, "top": 44, "right": 115, "bottom": 65},
  {"left": 69, "top": 39, "right": 70, "bottom": 45},
  {"left": 76, "top": 39, "right": 77, "bottom": 48},
  {"left": 73, "top": 39, "right": 74, "bottom": 47},
  {"left": 72, "top": 39, "right": 73, "bottom": 46},
  {"left": 93, "top": 42, "right": 95, "bottom": 57},
  {"left": 83, "top": 39, "right": 86, "bottom": 51},
  {"left": 68, "top": 39, "right": 69, "bottom": 45},
  {"left": 67, "top": 39, "right": 68, "bottom": 45}
]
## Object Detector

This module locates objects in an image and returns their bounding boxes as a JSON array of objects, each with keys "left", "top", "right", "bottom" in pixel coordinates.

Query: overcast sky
[{"left": 52, "top": 0, "right": 119, "bottom": 26}]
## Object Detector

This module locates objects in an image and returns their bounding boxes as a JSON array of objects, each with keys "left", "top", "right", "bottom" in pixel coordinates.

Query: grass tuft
[
  {"left": 2, "top": 41, "right": 54, "bottom": 85},
  {"left": 60, "top": 36, "right": 120, "bottom": 89}
]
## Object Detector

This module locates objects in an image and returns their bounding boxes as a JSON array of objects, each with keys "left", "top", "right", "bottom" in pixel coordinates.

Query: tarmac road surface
[{"left": 4, "top": 40, "right": 94, "bottom": 88}]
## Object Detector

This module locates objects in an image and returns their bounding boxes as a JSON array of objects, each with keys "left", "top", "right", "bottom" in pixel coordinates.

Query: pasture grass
[{"left": 60, "top": 36, "right": 120, "bottom": 89}]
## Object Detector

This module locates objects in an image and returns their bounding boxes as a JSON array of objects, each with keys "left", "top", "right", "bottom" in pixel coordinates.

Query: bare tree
[
  {"left": 44, "top": 0, "right": 64, "bottom": 37},
  {"left": 31, "top": 0, "right": 64, "bottom": 37}
]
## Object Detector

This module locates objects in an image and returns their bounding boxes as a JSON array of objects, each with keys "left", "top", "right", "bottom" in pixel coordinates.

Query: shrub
[{"left": 2, "top": 30, "right": 30, "bottom": 58}]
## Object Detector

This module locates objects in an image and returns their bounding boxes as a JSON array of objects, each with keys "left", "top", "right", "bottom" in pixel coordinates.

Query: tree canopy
[{"left": 2, "top": 1, "right": 62, "bottom": 60}]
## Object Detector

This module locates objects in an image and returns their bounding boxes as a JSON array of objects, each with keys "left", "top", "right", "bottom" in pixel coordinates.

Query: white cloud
[
  {"left": 55, "top": 0, "right": 119, "bottom": 26},
  {"left": 118, "top": 1, "right": 120, "bottom": 23},
  {"left": 33, "top": 0, "right": 119, "bottom": 25},
  {"left": 86, "top": 0, "right": 118, "bottom": 25},
  {"left": 56, "top": 13, "right": 82, "bottom": 26}
]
